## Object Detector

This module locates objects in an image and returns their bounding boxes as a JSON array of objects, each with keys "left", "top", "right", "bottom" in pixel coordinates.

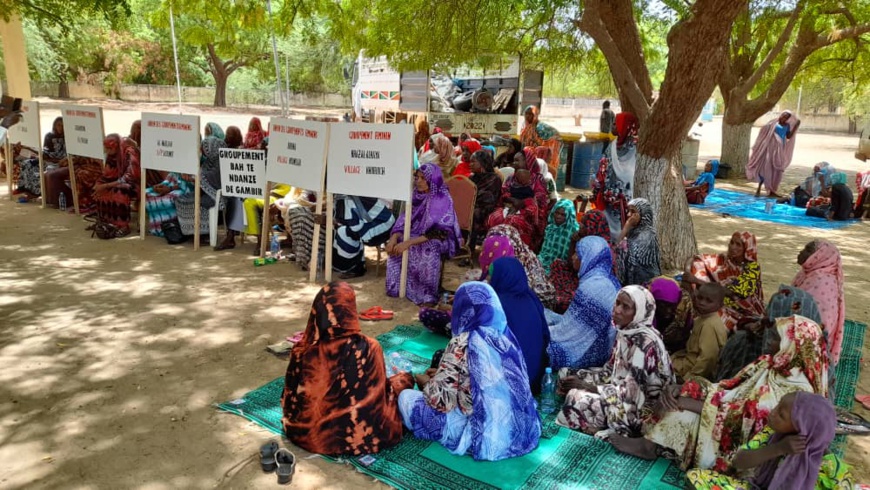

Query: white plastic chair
[{"left": 208, "top": 189, "right": 222, "bottom": 248}]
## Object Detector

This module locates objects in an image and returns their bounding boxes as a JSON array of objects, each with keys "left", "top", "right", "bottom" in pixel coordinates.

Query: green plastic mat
[
  {"left": 831, "top": 320, "right": 867, "bottom": 455},
  {"left": 217, "top": 325, "right": 684, "bottom": 490}
]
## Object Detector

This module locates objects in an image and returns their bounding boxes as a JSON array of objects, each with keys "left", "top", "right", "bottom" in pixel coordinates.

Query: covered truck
[{"left": 350, "top": 51, "right": 544, "bottom": 138}]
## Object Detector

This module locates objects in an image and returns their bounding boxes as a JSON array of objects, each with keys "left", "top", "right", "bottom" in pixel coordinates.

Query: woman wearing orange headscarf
[
  {"left": 243, "top": 117, "right": 267, "bottom": 149},
  {"left": 282, "top": 282, "right": 413, "bottom": 456},
  {"left": 520, "top": 105, "right": 560, "bottom": 176},
  {"left": 92, "top": 133, "right": 141, "bottom": 235}
]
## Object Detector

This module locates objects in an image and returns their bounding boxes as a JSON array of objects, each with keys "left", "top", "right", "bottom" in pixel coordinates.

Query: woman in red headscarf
[
  {"left": 486, "top": 148, "right": 548, "bottom": 249},
  {"left": 92, "top": 133, "right": 141, "bottom": 235},
  {"left": 454, "top": 139, "right": 482, "bottom": 178},
  {"left": 243, "top": 117, "right": 267, "bottom": 149}
]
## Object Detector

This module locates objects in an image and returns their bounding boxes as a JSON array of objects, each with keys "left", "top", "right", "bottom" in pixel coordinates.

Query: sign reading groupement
[
  {"left": 219, "top": 148, "right": 266, "bottom": 199},
  {"left": 140, "top": 112, "right": 201, "bottom": 174},
  {"left": 326, "top": 123, "right": 414, "bottom": 203},
  {"left": 61, "top": 104, "right": 105, "bottom": 160}
]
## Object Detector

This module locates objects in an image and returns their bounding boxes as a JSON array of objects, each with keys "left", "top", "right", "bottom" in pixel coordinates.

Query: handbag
[
  {"left": 161, "top": 219, "right": 187, "bottom": 244},
  {"left": 84, "top": 213, "right": 123, "bottom": 240}
]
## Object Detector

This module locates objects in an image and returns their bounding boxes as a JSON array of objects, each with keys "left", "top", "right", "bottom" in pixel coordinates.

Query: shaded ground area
[{"left": 0, "top": 101, "right": 868, "bottom": 488}]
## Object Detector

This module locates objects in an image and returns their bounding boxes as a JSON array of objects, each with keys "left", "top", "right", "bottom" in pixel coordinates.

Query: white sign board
[
  {"left": 266, "top": 118, "right": 328, "bottom": 190},
  {"left": 326, "top": 123, "right": 413, "bottom": 202},
  {"left": 8, "top": 100, "right": 40, "bottom": 148},
  {"left": 61, "top": 105, "right": 104, "bottom": 159},
  {"left": 140, "top": 113, "right": 201, "bottom": 174},
  {"left": 219, "top": 148, "right": 266, "bottom": 199}
]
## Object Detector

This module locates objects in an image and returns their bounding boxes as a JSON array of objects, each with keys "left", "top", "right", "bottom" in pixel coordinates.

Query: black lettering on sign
[
  {"left": 235, "top": 186, "right": 264, "bottom": 197},
  {"left": 77, "top": 137, "right": 88, "bottom": 144},
  {"left": 228, "top": 174, "right": 258, "bottom": 184},
  {"left": 288, "top": 157, "right": 301, "bottom": 166},
  {"left": 287, "top": 142, "right": 296, "bottom": 150},
  {"left": 158, "top": 140, "right": 173, "bottom": 147},
  {"left": 156, "top": 149, "right": 174, "bottom": 158},
  {"left": 75, "top": 125, "right": 86, "bottom": 132},
  {"left": 350, "top": 149, "right": 380, "bottom": 159},
  {"left": 365, "top": 166, "right": 386, "bottom": 175},
  {"left": 230, "top": 162, "right": 244, "bottom": 171}
]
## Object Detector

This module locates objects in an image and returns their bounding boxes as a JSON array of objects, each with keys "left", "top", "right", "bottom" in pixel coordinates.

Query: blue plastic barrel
[{"left": 571, "top": 141, "right": 603, "bottom": 189}]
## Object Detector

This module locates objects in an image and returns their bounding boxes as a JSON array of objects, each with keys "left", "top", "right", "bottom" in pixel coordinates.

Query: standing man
[{"left": 599, "top": 100, "right": 615, "bottom": 152}]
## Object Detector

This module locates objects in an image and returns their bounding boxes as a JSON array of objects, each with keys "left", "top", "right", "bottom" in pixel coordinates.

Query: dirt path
[{"left": 0, "top": 102, "right": 868, "bottom": 488}]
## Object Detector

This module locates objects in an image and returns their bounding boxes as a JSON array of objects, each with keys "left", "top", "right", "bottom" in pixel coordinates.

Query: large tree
[
  {"left": 719, "top": 0, "right": 870, "bottom": 173},
  {"left": 339, "top": 0, "right": 746, "bottom": 268}
]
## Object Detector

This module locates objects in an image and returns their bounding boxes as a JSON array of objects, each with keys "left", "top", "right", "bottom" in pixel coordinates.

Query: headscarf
[
  {"left": 617, "top": 285, "right": 657, "bottom": 333},
  {"left": 478, "top": 235, "right": 515, "bottom": 280},
  {"left": 101, "top": 133, "right": 140, "bottom": 185},
  {"left": 200, "top": 136, "right": 227, "bottom": 189},
  {"left": 828, "top": 172, "right": 847, "bottom": 186},
  {"left": 547, "top": 236, "right": 621, "bottom": 369},
  {"left": 767, "top": 285, "right": 822, "bottom": 323},
  {"left": 460, "top": 140, "right": 482, "bottom": 162},
  {"left": 538, "top": 199, "right": 580, "bottom": 274},
  {"left": 224, "top": 126, "right": 243, "bottom": 149},
  {"left": 446, "top": 282, "right": 542, "bottom": 461},
  {"left": 614, "top": 112, "right": 639, "bottom": 146},
  {"left": 806, "top": 162, "right": 835, "bottom": 196},
  {"left": 414, "top": 118, "right": 430, "bottom": 150},
  {"left": 490, "top": 257, "right": 550, "bottom": 390},
  {"left": 472, "top": 149, "right": 495, "bottom": 173},
  {"left": 205, "top": 122, "right": 225, "bottom": 141},
  {"left": 617, "top": 198, "right": 661, "bottom": 286},
  {"left": 432, "top": 135, "right": 457, "bottom": 178},
  {"left": 579, "top": 210, "right": 612, "bottom": 245},
  {"left": 282, "top": 282, "right": 409, "bottom": 456},
  {"left": 391, "top": 163, "right": 462, "bottom": 257},
  {"left": 693, "top": 159, "right": 719, "bottom": 192},
  {"left": 485, "top": 224, "right": 555, "bottom": 306},
  {"left": 751, "top": 392, "right": 836, "bottom": 490},
  {"left": 649, "top": 277, "right": 681, "bottom": 304},
  {"left": 648, "top": 276, "right": 694, "bottom": 350},
  {"left": 482, "top": 145, "right": 496, "bottom": 158},
  {"left": 129, "top": 120, "right": 142, "bottom": 147},
  {"left": 792, "top": 240, "right": 845, "bottom": 365},
  {"left": 244, "top": 117, "right": 267, "bottom": 149},
  {"left": 454, "top": 140, "right": 482, "bottom": 177}
]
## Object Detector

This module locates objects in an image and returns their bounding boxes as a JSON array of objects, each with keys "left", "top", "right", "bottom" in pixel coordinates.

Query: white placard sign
[
  {"left": 326, "top": 123, "right": 414, "bottom": 202},
  {"left": 61, "top": 105, "right": 104, "bottom": 159},
  {"left": 266, "top": 118, "right": 328, "bottom": 190},
  {"left": 140, "top": 112, "right": 200, "bottom": 174},
  {"left": 9, "top": 100, "right": 40, "bottom": 148},
  {"left": 219, "top": 148, "right": 266, "bottom": 199}
]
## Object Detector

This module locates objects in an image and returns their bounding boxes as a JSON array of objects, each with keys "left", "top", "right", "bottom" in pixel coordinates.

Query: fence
[{"left": 3, "top": 80, "right": 352, "bottom": 109}]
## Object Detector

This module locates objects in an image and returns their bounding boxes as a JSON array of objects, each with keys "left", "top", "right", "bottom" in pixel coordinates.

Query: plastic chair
[{"left": 445, "top": 175, "right": 477, "bottom": 261}]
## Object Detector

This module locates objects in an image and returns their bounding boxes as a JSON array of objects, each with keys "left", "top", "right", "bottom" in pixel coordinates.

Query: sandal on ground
[
  {"left": 856, "top": 394, "right": 870, "bottom": 411},
  {"left": 275, "top": 448, "right": 296, "bottom": 485},
  {"left": 359, "top": 306, "right": 394, "bottom": 321},
  {"left": 259, "top": 440, "right": 279, "bottom": 473},
  {"left": 837, "top": 407, "right": 870, "bottom": 428},
  {"left": 339, "top": 271, "right": 365, "bottom": 280}
]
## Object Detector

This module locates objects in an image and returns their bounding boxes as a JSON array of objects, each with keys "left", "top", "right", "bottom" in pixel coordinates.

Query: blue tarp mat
[{"left": 691, "top": 189, "right": 858, "bottom": 230}]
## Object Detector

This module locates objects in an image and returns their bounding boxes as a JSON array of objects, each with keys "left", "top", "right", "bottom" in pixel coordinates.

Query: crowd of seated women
[{"left": 280, "top": 198, "right": 852, "bottom": 488}]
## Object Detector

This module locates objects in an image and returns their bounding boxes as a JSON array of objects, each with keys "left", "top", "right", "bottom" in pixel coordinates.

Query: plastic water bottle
[
  {"left": 388, "top": 352, "right": 413, "bottom": 375},
  {"left": 58, "top": 192, "right": 66, "bottom": 212},
  {"left": 269, "top": 234, "right": 280, "bottom": 258},
  {"left": 540, "top": 367, "right": 557, "bottom": 414}
]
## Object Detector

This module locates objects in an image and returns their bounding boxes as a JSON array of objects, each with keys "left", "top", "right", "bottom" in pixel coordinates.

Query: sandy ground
[{"left": 1, "top": 100, "right": 868, "bottom": 489}]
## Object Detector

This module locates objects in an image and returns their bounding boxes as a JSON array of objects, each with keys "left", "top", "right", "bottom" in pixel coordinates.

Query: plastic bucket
[{"left": 571, "top": 141, "right": 603, "bottom": 189}]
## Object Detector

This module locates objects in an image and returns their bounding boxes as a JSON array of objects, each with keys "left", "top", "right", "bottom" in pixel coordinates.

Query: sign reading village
[{"left": 326, "top": 123, "right": 413, "bottom": 202}]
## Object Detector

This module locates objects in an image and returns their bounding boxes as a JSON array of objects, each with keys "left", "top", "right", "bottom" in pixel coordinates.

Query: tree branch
[{"left": 736, "top": 1, "right": 805, "bottom": 97}]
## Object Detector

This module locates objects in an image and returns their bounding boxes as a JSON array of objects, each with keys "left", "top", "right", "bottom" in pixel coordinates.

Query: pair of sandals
[
  {"left": 260, "top": 440, "right": 296, "bottom": 485},
  {"left": 835, "top": 407, "right": 870, "bottom": 436},
  {"left": 360, "top": 306, "right": 394, "bottom": 321}
]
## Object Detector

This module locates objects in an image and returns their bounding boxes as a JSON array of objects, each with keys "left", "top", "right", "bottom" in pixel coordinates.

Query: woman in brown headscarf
[{"left": 281, "top": 282, "right": 413, "bottom": 456}]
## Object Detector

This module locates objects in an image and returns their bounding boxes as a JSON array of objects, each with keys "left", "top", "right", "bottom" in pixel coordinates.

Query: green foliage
[{"left": 0, "top": 0, "right": 130, "bottom": 27}]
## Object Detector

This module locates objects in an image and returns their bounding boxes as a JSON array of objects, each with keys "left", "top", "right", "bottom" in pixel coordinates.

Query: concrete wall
[
  {"left": 753, "top": 112, "right": 863, "bottom": 134},
  {"left": 541, "top": 97, "right": 621, "bottom": 121}
]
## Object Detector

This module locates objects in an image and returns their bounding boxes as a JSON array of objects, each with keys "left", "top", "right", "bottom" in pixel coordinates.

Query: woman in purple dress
[{"left": 386, "top": 163, "right": 462, "bottom": 305}]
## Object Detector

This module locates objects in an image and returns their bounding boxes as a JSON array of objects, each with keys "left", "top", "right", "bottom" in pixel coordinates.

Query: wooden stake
[
  {"left": 259, "top": 181, "right": 273, "bottom": 258},
  {"left": 310, "top": 127, "right": 331, "bottom": 282},
  {"left": 5, "top": 139, "right": 12, "bottom": 200},
  {"left": 67, "top": 154, "right": 80, "bottom": 215},
  {"left": 324, "top": 192, "right": 334, "bottom": 283},
  {"left": 37, "top": 147, "right": 46, "bottom": 209},
  {"left": 398, "top": 200, "right": 412, "bottom": 299},
  {"left": 139, "top": 162, "right": 147, "bottom": 238},
  {"left": 193, "top": 171, "right": 200, "bottom": 251}
]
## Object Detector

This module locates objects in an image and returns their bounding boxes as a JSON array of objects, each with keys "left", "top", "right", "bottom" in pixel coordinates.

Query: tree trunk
[
  {"left": 213, "top": 70, "right": 228, "bottom": 107},
  {"left": 720, "top": 121, "right": 752, "bottom": 176},
  {"left": 58, "top": 80, "right": 69, "bottom": 99},
  {"left": 633, "top": 152, "right": 697, "bottom": 270}
]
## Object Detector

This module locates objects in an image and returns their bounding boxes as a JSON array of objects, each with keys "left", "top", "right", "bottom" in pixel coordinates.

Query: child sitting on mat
[{"left": 685, "top": 391, "right": 852, "bottom": 490}]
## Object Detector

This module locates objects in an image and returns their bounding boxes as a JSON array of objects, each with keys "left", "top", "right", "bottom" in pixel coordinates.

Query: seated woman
[
  {"left": 468, "top": 150, "right": 503, "bottom": 256},
  {"left": 806, "top": 172, "right": 853, "bottom": 221},
  {"left": 485, "top": 224, "right": 555, "bottom": 308},
  {"left": 556, "top": 285, "right": 674, "bottom": 438},
  {"left": 37, "top": 117, "right": 67, "bottom": 206},
  {"left": 244, "top": 117, "right": 267, "bottom": 149},
  {"left": 333, "top": 195, "right": 396, "bottom": 278},
  {"left": 282, "top": 282, "right": 413, "bottom": 456},
  {"left": 779, "top": 161, "right": 835, "bottom": 207},
  {"left": 685, "top": 392, "right": 851, "bottom": 490},
  {"left": 648, "top": 277, "right": 694, "bottom": 353},
  {"left": 495, "top": 137, "right": 523, "bottom": 171},
  {"left": 684, "top": 159, "right": 718, "bottom": 204},
  {"left": 615, "top": 315, "right": 828, "bottom": 472},
  {"left": 285, "top": 190, "right": 327, "bottom": 270},
  {"left": 454, "top": 140, "right": 482, "bottom": 178},
  {"left": 547, "top": 236, "right": 621, "bottom": 370},
  {"left": 385, "top": 163, "right": 462, "bottom": 305},
  {"left": 490, "top": 257, "right": 550, "bottom": 392},
  {"left": 538, "top": 199, "right": 579, "bottom": 274},
  {"left": 486, "top": 148, "right": 548, "bottom": 248},
  {"left": 145, "top": 172, "right": 193, "bottom": 237},
  {"left": 69, "top": 156, "right": 104, "bottom": 214},
  {"left": 419, "top": 134, "right": 457, "bottom": 180},
  {"left": 533, "top": 147, "right": 560, "bottom": 203},
  {"left": 216, "top": 183, "right": 292, "bottom": 254},
  {"left": 92, "top": 134, "right": 141, "bottom": 236},
  {"left": 615, "top": 198, "right": 661, "bottom": 286},
  {"left": 793, "top": 239, "right": 845, "bottom": 367},
  {"left": 547, "top": 210, "right": 612, "bottom": 314},
  {"left": 716, "top": 285, "right": 821, "bottom": 382},
  {"left": 399, "top": 282, "right": 541, "bottom": 461},
  {"left": 683, "top": 231, "right": 764, "bottom": 331},
  {"left": 176, "top": 136, "right": 226, "bottom": 236},
  {"left": 224, "top": 125, "right": 243, "bottom": 149}
]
